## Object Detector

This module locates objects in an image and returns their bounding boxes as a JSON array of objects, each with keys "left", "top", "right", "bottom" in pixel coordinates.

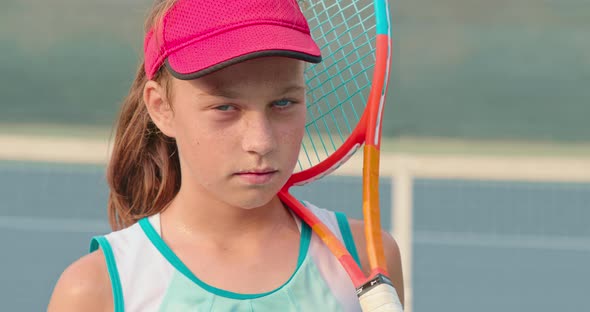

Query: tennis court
[{"left": 2, "top": 147, "right": 589, "bottom": 311}]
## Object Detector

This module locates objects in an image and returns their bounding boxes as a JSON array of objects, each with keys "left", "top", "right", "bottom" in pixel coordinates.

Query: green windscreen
[{"left": 1, "top": 0, "right": 589, "bottom": 142}]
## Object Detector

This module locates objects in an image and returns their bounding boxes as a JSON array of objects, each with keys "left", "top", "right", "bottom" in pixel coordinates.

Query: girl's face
[{"left": 147, "top": 57, "right": 307, "bottom": 209}]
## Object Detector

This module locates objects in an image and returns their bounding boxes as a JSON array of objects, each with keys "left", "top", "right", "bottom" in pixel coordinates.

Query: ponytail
[
  {"left": 106, "top": 64, "right": 180, "bottom": 230},
  {"left": 106, "top": 0, "right": 181, "bottom": 230}
]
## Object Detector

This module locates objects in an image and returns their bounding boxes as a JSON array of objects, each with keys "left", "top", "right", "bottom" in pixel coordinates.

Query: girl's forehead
[
  {"left": 184, "top": 57, "right": 306, "bottom": 94},
  {"left": 213, "top": 57, "right": 304, "bottom": 78}
]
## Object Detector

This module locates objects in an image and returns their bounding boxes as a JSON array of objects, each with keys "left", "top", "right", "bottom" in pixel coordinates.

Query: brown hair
[{"left": 107, "top": 0, "right": 180, "bottom": 230}]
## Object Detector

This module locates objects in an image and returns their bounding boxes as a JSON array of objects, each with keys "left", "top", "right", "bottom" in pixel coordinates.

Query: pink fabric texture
[{"left": 144, "top": 0, "right": 321, "bottom": 80}]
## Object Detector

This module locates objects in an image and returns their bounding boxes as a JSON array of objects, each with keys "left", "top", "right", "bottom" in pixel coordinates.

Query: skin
[{"left": 47, "top": 57, "right": 404, "bottom": 311}]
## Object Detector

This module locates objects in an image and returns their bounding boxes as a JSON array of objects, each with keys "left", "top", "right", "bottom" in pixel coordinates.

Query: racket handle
[{"left": 358, "top": 282, "right": 403, "bottom": 312}]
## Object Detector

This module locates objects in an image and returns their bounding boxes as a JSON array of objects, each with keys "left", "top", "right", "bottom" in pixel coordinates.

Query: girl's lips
[{"left": 235, "top": 171, "right": 278, "bottom": 184}]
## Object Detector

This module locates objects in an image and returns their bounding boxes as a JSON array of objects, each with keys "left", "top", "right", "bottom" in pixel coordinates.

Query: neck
[{"left": 159, "top": 184, "right": 294, "bottom": 245}]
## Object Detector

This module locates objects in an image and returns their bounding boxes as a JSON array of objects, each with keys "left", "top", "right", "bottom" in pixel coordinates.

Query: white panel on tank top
[
  {"left": 105, "top": 214, "right": 175, "bottom": 312},
  {"left": 302, "top": 201, "right": 362, "bottom": 311}
]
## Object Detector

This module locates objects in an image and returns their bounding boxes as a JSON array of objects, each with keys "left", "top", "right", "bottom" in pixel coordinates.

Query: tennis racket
[{"left": 278, "top": 0, "right": 401, "bottom": 311}]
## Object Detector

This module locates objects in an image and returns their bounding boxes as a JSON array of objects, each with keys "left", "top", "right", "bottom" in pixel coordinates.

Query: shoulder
[
  {"left": 47, "top": 250, "right": 113, "bottom": 312},
  {"left": 347, "top": 218, "right": 404, "bottom": 306}
]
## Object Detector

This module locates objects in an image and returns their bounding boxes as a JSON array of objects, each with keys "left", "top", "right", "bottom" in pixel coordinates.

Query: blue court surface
[{"left": 1, "top": 161, "right": 589, "bottom": 311}]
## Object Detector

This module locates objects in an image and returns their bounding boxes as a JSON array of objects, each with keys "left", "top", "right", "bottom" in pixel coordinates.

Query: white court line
[
  {"left": 415, "top": 231, "right": 590, "bottom": 252},
  {"left": 0, "top": 135, "right": 111, "bottom": 164},
  {"left": 3, "top": 134, "right": 590, "bottom": 182},
  {"left": 335, "top": 154, "right": 590, "bottom": 182},
  {"left": 0, "top": 216, "right": 110, "bottom": 233}
]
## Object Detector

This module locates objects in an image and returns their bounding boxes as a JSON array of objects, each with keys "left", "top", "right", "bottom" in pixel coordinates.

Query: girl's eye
[
  {"left": 214, "top": 104, "right": 236, "bottom": 111},
  {"left": 273, "top": 99, "right": 295, "bottom": 109}
]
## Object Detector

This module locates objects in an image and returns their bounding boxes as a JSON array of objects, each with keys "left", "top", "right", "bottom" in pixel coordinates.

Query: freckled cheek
[
  {"left": 183, "top": 137, "right": 232, "bottom": 188},
  {"left": 294, "top": 112, "right": 307, "bottom": 142},
  {"left": 277, "top": 116, "right": 306, "bottom": 154},
  {"left": 176, "top": 125, "right": 232, "bottom": 176},
  {"left": 180, "top": 117, "right": 233, "bottom": 151}
]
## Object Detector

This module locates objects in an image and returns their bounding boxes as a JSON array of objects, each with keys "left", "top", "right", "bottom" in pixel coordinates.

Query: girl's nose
[{"left": 241, "top": 113, "right": 276, "bottom": 156}]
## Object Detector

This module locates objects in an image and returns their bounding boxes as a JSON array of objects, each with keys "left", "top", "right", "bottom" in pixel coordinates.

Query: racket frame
[{"left": 279, "top": 0, "right": 394, "bottom": 292}]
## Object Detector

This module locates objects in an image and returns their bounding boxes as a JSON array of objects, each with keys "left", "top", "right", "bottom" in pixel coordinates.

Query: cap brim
[{"left": 165, "top": 23, "right": 322, "bottom": 80}]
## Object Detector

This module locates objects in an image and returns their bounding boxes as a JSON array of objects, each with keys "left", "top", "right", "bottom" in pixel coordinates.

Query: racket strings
[{"left": 297, "top": 0, "right": 377, "bottom": 171}]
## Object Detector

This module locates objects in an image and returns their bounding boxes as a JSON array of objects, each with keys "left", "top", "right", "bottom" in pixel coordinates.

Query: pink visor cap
[{"left": 144, "top": 0, "right": 322, "bottom": 80}]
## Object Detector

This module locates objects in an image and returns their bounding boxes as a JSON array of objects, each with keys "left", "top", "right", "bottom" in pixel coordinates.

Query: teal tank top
[{"left": 90, "top": 201, "right": 362, "bottom": 311}]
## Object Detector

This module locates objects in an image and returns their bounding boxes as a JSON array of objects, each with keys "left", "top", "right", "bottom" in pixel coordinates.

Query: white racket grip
[{"left": 358, "top": 283, "right": 404, "bottom": 312}]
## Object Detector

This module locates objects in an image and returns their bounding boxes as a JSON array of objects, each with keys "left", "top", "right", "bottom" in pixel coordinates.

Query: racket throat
[
  {"left": 355, "top": 273, "right": 394, "bottom": 297},
  {"left": 362, "top": 144, "right": 388, "bottom": 271}
]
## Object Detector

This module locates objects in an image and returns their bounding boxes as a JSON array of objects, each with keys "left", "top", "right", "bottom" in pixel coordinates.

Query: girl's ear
[{"left": 144, "top": 80, "right": 176, "bottom": 138}]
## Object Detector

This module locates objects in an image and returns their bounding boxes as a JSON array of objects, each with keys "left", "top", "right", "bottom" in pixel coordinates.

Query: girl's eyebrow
[
  {"left": 202, "top": 84, "right": 306, "bottom": 99},
  {"left": 279, "top": 85, "right": 306, "bottom": 94}
]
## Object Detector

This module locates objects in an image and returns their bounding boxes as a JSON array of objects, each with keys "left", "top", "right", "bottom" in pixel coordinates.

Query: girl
[{"left": 48, "top": 0, "right": 403, "bottom": 311}]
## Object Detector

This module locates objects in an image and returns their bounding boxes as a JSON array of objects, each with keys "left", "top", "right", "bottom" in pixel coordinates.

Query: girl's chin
[{"left": 223, "top": 192, "right": 282, "bottom": 211}]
